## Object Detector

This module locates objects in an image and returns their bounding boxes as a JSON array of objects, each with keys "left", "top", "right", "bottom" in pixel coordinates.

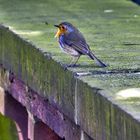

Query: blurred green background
[{"left": 0, "top": 113, "right": 18, "bottom": 140}]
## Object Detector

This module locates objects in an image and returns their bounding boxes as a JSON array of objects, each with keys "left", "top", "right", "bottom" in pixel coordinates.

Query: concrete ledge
[
  {"left": 0, "top": 25, "right": 140, "bottom": 140},
  {"left": 0, "top": 65, "right": 92, "bottom": 140}
]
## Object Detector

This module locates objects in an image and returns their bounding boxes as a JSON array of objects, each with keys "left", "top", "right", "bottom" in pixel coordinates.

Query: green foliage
[{"left": 0, "top": 113, "right": 18, "bottom": 140}]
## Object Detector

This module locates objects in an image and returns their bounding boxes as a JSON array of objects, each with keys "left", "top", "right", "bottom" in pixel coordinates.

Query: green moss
[
  {"left": 0, "top": 26, "right": 76, "bottom": 119},
  {"left": 76, "top": 79, "right": 140, "bottom": 140}
]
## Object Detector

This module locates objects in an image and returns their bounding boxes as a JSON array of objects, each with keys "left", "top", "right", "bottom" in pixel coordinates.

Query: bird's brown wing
[
  {"left": 63, "top": 31, "right": 107, "bottom": 67},
  {"left": 64, "top": 31, "right": 91, "bottom": 55}
]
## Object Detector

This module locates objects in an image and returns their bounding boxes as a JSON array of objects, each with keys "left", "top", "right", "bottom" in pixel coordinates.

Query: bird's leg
[
  {"left": 68, "top": 56, "right": 80, "bottom": 67},
  {"left": 73, "top": 55, "right": 80, "bottom": 65}
]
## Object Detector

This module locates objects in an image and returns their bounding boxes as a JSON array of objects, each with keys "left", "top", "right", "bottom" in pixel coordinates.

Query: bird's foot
[
  {"left": 63, "top": 64, "right": 79, "bottom": 70},
  {"left": 68, "top": 63, "right": 81, "bottom": 67},
  {"left": 68, "top": 64, "right": 78, "bottom": 67}
]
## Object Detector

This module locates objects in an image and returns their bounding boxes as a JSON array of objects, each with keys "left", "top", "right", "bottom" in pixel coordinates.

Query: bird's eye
[{"left": 61, "top": 26, "right": 65, "bottom": 29}]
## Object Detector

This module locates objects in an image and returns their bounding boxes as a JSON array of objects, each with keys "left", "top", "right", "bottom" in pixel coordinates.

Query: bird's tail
[{"left": 88, "top": 51, "right": 107, "bottom": 67}]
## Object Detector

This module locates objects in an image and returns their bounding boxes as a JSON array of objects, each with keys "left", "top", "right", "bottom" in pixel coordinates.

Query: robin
[{"left": 54, "top": 22, "right": 107, "bottom": 67}]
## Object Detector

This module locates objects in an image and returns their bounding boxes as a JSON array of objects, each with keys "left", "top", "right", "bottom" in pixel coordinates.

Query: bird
[{"left": 54, "top": 22, "right": 107, "bottom": 67}]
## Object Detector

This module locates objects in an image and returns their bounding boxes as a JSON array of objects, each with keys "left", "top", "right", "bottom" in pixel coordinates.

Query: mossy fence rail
[{"left": 0, "top": 0, "right": 140, "bottom": 140}]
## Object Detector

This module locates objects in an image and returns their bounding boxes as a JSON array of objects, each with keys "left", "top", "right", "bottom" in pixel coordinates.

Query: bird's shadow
[
  {"left": 62, "top": 63, "right": 107, "bottom": 70},
  {"left": 77, "top": 64, "right": 103, "bottom": 68}
]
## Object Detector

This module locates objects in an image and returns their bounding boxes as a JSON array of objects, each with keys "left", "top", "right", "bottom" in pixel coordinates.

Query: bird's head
[{"left": 54, "top": 22, "right": 75, "bottom": 38}]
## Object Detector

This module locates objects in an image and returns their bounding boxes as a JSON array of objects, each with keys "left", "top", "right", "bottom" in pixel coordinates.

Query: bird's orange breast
[{"left": 55, "top": 27, "right": 67, "bottom": 38}]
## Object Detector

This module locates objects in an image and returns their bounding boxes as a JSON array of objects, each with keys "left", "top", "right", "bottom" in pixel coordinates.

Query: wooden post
[
  {"left": 0, "top": 87, "right": 28, "bottom": 140},
  {"left": 28, "top": 111, "right": 62, "bottom": 140}
]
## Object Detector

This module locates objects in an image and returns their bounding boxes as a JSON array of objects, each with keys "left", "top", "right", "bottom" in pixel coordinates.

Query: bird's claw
[
  {"left": 63, "top": 64, "right": 79, "bottom": 70},
  {"left": 68, "top": 64, "right": 77, "bottom": 67}
]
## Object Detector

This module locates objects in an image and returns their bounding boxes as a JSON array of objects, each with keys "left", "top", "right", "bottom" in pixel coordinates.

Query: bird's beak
[
  {"left": 54, "top": 25, "right": 61, "bottom": 38},
  {"left": 54, "top": 25, "right": 59, "bottom": 28}
]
